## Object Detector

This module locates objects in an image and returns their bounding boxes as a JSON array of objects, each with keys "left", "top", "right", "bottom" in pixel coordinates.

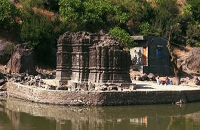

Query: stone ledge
[{"left": 5, "top": 82, "right": 200, "bottom": 106}]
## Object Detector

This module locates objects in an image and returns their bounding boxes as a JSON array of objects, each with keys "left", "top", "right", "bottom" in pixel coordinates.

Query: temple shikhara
[{"left": 56, "top": 31, "right": 134, "bottom": 91}]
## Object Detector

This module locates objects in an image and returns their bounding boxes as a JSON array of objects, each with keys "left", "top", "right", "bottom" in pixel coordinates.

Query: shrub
[
  {"left": 0, "top": 0, "right": 20, "bottom": 29},
  {"left": 109, "top": 27, "right": 137, "bottom": 49},
  {"left": 186, "top": 23, "right": 200, "bottom": 47}
]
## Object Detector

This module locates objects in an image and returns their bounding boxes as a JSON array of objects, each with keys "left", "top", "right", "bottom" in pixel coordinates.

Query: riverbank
[{"left": 4, "top": 81, "right": 200, "bottom": 106}]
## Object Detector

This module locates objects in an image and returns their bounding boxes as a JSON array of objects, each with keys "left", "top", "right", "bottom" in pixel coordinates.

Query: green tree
[
  {"left": 109, "top": 27, "right": 137, "bottom": 49},
  {"left": 188, "top": 0, "right": 200, "bottom": 22},
  {"left": 186, "top": 23, "right": 200, "bottom": 47},
  {"left": 110, "top": 0, "right": 144, "bottom": 21},
  {"left": 19, "top": 0, "right": 59, "bottom": 66},
  {"left": 152, "top": 0, "right": 179, "bottom": 37},
  {"left": 20, "top": 13, "right": 56, "bottom": 64},
  {"left": 43, "top": 0, "right": 59, "bottom": 11},
  {"left": 21, "top": 14, "right": 54, "bottom": 48},
  {"left": 0, "top": 0, "right": 19, "bottom": 29},
  {"left": 59, "top": 0, "right": 130, "bottom": 32},
  {"left": 180, "top": 0, "right": 200, "bottom": 46}
]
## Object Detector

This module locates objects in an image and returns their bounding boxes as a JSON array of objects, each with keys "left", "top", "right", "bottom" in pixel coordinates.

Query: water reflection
[{"left": 0, "top": 97, "right": 200, "bottom": 130}]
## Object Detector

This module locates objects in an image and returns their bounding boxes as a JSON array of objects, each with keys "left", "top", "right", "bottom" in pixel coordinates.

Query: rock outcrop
[
  {"left": 185, "top": 47, "right": 200, "bottom": 73},
  {"left": 7, "top": 43, "right": 36, "bottom": 75},
  {"left": 0, "top": 40, "right": 12, "bottom": 65}
]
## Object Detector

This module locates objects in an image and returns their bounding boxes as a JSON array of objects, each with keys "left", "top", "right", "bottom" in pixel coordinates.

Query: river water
[{"left": 0, "top": 97, "right": 200, "bottom": 130}]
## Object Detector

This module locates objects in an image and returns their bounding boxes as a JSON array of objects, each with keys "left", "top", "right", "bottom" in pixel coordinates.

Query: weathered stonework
[
  {"left": 56, "top": 31, "right": 132, "bottom": 89},
  {"left": 56, "top": 32, "right": 73, "bottom": 83},
  {"left": 6, "top": 82, "right": 200, "bottom": 106}
]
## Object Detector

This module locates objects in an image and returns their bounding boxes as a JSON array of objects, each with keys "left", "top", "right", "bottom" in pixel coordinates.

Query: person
[
  {"left": 165, "top": 76, "right": 170, "bottom": 85},
  {"left": 156, "top": 76, "right": 161, "bottom": 85}
]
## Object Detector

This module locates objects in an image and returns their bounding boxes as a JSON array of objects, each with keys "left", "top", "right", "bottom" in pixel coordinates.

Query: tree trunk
[{"left": 167, "top": 27, "right": 182, "bottom": 85}]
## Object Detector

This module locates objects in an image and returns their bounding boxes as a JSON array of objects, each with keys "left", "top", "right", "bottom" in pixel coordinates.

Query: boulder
[
  {"left": 0, "top": 40, "right": 12, "bottom": 65},
  {"left": 141, "top": 73, "right": 148, "bottom": 81},
  {"left": 185, "top": 48, "right": 200, "bottom": 73},
  {"left": 0, "top": 84, "right": 7, "bottom": 91},
  {"left": 7, "top": 43, "right": 37, "bottom": 75},
  {"left": 135, "top": 75, "right": 142, "bottom": 81},
  {"left": 0, "top": 72, "right": 6, "bottom": 86},
  {"left": 0, "top": 91, "right": 7, "bottom": 97},
  {"left": 148, "top": 73, "right": 155, "bottom": 81},
  {"left": 193, "top": 77, "right": 200, "bottom": 85}
]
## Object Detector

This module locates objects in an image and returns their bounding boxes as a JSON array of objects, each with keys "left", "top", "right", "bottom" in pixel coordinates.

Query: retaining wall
[{"left": 6, "top": 82, "right": 200, "bottom": 106}]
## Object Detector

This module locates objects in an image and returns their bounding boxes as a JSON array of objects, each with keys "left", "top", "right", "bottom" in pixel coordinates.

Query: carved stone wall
[
  {"left": 56, "top": 31, "right": 131, "bottom": 85},
  {"left": 88, "top": 36, "right": 131, "bottom": 83},
  {"left": 56, "top": 32, "right": 72, "bottom": 83},
  {"left": 70, "top": 32, "right": 92, "bottom": 83}
]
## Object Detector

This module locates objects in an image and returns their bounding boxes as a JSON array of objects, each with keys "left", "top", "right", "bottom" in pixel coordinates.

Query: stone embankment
[{"left": 5, "top": 81, "right": 200, "bottom": 106}]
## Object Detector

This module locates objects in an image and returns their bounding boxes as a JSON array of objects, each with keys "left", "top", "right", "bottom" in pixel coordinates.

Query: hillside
[{"left": 0, "top": 0, "right": 200, "bottom": 69}]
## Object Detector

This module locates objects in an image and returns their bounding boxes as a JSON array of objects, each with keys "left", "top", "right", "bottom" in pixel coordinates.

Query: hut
[{"left": 130, "top": 36, "right": 172, "bottom": 76}]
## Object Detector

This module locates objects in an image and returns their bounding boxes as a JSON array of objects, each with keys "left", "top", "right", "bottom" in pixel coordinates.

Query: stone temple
[{"left": 56, "top": 31, "right": 134, "bottom": 91}]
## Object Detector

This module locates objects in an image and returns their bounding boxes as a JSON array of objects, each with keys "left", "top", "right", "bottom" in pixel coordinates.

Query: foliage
[
  {"left": 43, "top": 0, "right": 59, "bottom": 11},
  {"left": 21, "top": 14, "right": 54, "bottom": 48},
  {"left": 109, "top": 27, "right": 137, "bottom": 49},
  {"left": 59, "top": 0, "right": 130, "bottom": 32},
  {"left": 0, "top": 0, "right": 20, "bottom": 28},
  {"left": 1, "top": 0, "right": 200, "bottom": 66},
  {"left": 151, "top": 0, "right": 179, "bottom": 37},
  {"left": 20, "top": 13, "right": 57, "bottom": 65},
  {"left": 18, "top": 0, "right": 67, "bottom": 66},
  {"left": 138, "top": 22, "right": 159, "bottom": 36},
  {"left": 188, "top": 0, "right": 200, "bottom": 22},
  {"left": 110, "top": 0, "right": 144, "bottom": 21},
  {"left": 186, "top": 23, "right": 200, "bottom": 47}
]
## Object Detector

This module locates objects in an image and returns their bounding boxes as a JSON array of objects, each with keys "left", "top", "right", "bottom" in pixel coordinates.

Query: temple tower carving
[{"left": 56, "top": 31, "right": 132, "bottom": 86}]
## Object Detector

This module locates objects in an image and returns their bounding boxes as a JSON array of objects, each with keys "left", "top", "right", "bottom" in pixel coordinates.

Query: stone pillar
[
  {"left": 56, "top": 33, "right": 72, "bottom": 84},
  {"left": 70, "top": 33, "right": 92, "bottom": 83},
  {"left": 88, "top": 46, "right": 97, "bottom": 83},
  {"left": 71, "top": 42, "right": 89, "bottom": 83}
]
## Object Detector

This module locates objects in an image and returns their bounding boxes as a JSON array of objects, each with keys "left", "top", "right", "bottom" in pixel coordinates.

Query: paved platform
[{"left": 133, "top": 81, "right": 200, "bottom": 91}]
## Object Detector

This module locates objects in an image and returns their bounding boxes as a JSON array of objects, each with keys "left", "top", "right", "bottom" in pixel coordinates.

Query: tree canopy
[
  {"left": 0, "top": 0, "right": 19, "bottom": 29},
  {"left": 0, "top": 0, "right": 200, "bottom": 66}
]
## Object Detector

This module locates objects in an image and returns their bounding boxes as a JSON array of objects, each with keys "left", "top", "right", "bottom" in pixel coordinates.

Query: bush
[
  {"left": 0, "top": 0, "right": 20, "bottom": 29},
  {"left": 59, "top": 0, "right": 130, "bottom": 32},
  {"left": 20, "top": 13, "right": 56, "bottom": 66},
  {"left": 186, "top": 23, "right": 200, "bottom": 47},
  {"left": 109, "top": 27, "right": 137, "bottom": 49}
]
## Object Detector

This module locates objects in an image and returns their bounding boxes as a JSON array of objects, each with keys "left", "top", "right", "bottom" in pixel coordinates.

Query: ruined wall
[{"left": 57, "top": 31, "right": 131, "bottom": 85}]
